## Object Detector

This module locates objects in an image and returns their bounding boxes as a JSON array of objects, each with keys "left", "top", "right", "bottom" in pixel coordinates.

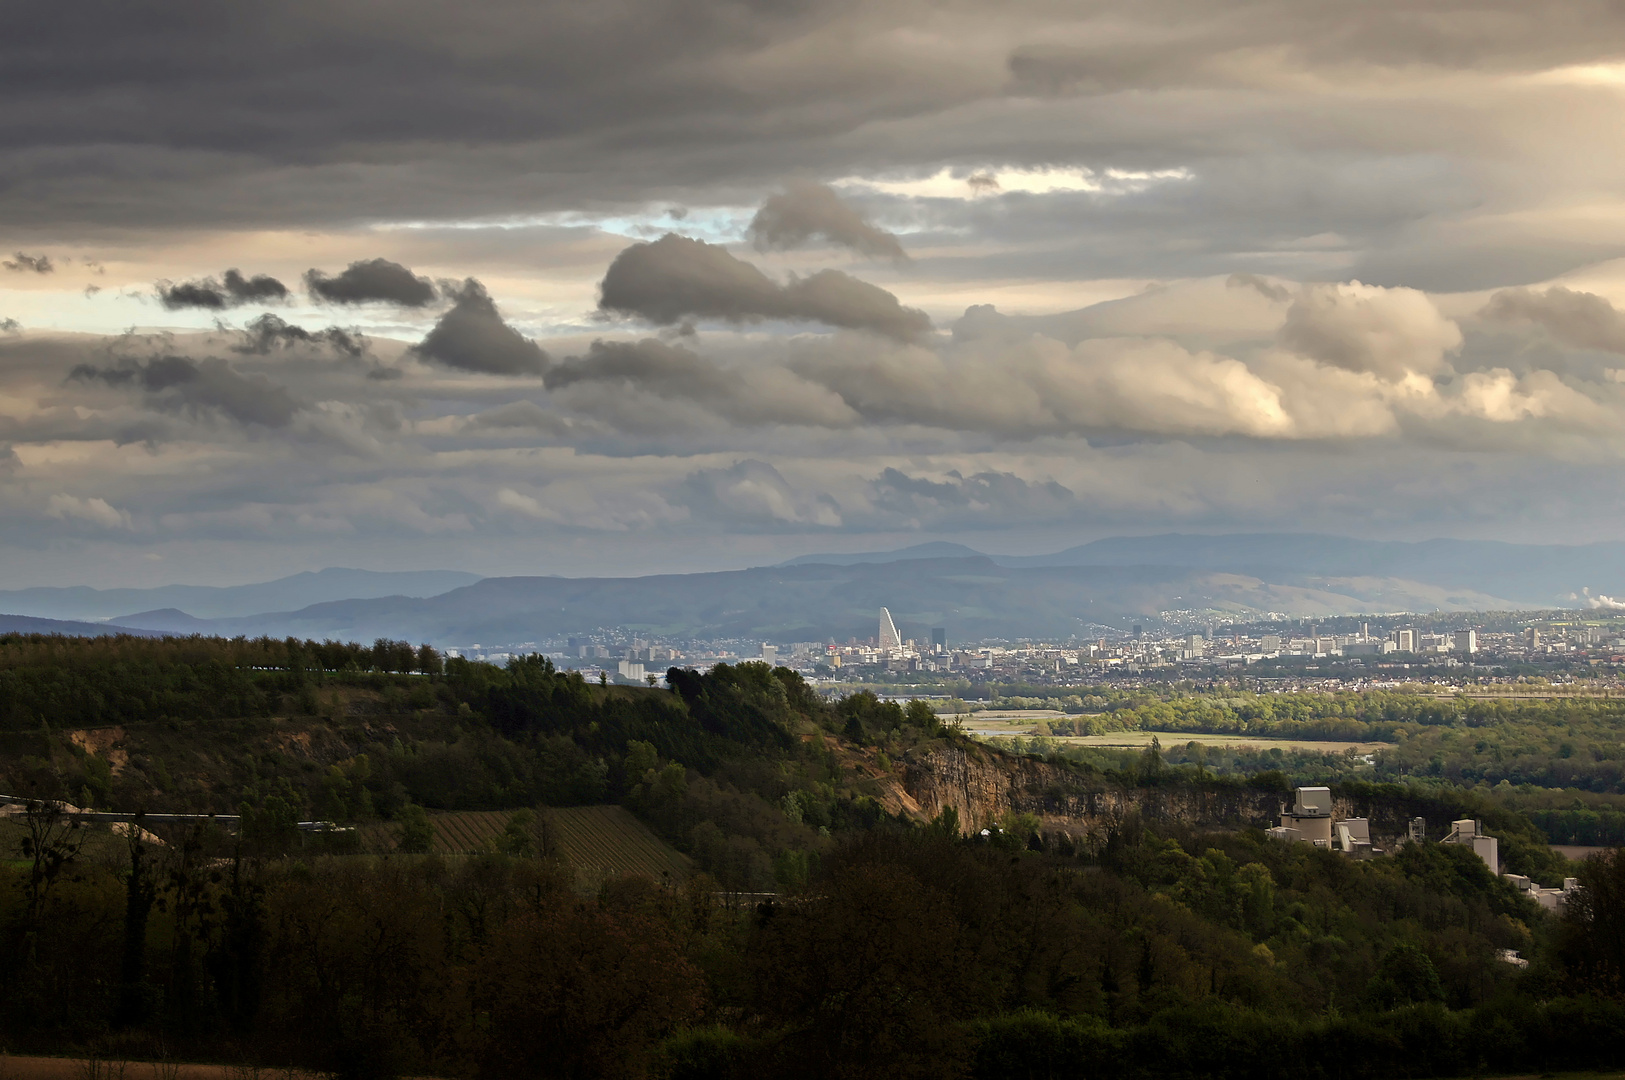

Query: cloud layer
[{"left": 9, "top": 1, "right": 1625, "bottom": 582}]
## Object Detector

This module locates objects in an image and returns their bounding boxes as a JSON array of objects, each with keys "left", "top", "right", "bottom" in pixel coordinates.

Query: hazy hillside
[
  {"left": 0, "top": 567, "right": 483, "bottom": 622},
  {"left": 13, "top": 533, "right": 1614, "bottom": 647},
  {"left": 1000, "top": 533, "right": 1625, "bottom": 605},
  {"left": 104, "top": 557, "right": 1524, "bottom": 646},
  {"left": 777, "top": 541, "right": 984, "bottom": 566},
  {"left": 0, "top": 613, "right": 161, "bottom": 637},
  {"left": 786, "top": 533, "right": 1625, "bottom": 609}
]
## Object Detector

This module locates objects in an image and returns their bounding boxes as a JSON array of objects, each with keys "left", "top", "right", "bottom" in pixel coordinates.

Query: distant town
[{"left": 443, "top": 605, "right": 1625, "bottom": 691}]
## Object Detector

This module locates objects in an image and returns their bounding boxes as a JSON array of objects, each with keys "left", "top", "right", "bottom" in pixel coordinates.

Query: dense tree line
[
  {"left": 3, "top": 810, "right": 1624, "bottom": 1079},
  {"left": 0, "top": 633, "right": 441, "bottom": 730}
]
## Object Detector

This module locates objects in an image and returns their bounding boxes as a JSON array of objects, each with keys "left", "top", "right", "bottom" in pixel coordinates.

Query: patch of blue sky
[
  {"left": 372, "top": 205, "right": 757, "bottom": 245},
  {"left": 834, "top": 165, "right": 1193, "bottom": 201}
]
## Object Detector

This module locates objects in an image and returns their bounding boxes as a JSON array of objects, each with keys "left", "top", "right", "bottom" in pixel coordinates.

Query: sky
[{"left": 7, "top": 0, "right": 1625, "bottom": 588}]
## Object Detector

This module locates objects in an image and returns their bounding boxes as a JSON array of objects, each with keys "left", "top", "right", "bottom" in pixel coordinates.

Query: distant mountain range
[
  {"left": 0, "top": 613, "right": 162, "bottom": 637},
  {"left": 0, "top": 568, "right": 484, "bottom": 623},
  {"left": 783, "top": 533, "right": 1625, "bottom": 607},
  {"left": 1, "top": 535, "right": 1620, "bottom": 647}
]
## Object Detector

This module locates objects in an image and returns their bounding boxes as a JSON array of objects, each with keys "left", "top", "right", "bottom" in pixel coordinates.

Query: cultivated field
[
  {"left": 950, "top": 713, "right": 1389, "bottom": 754},
  {"left": 547, "top": 805, "right": 693, "bottom": 884},
  {"left": 361, "top": 805, "right": 693, "bottom": 884}
]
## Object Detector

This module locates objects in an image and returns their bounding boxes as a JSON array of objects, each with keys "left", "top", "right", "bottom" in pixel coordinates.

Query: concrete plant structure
[
  {"left": 1267, "top": 787, "right": 1379, "bottom": 856},
  {"left": 1442, "top": 818, "right": 1499, "bottom": 873},
  {"left": 1503, "top": 873, "right": 1581, "bottom": 912}
]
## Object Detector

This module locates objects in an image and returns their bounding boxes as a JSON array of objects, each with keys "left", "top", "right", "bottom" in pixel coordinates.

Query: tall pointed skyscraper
[{"left": 878, "top": 607, "right": 901, "bottom": 651}]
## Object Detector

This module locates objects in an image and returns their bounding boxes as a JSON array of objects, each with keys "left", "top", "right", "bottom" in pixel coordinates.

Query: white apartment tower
[{"left": 878, "top": 607, "right": 902, "bottom": 651}]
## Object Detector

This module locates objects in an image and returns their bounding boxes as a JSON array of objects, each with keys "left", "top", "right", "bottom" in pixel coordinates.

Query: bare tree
[{"left": 17, "top": 799, "right": 90, "bottom": 966}]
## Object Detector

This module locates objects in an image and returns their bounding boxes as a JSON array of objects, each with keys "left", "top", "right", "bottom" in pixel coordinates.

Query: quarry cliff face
[{"left": 894, "top": 741, "right": 1286, "bottom": 838}]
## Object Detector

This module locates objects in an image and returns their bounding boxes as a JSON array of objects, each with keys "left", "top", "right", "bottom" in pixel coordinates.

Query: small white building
[{"left": 1503, "top": 873, "right": 1581, "bottom": 912}]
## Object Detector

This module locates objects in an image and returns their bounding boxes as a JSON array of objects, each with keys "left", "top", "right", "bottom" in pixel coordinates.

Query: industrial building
[
  {"left": 1441, "top": 818, "right": 1499, "bottom": 872},
  {"left": 1267, "top": 787, "right": 1377, "bottom": 856},
  {"left": 1504, "top": 873, "right": 1581, "bottom": 912}
]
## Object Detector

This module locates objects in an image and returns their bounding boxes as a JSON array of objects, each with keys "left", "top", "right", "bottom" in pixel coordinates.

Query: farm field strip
[
  {"left": 356, "top": 805, "right": 692, "bottom": 882},
  {"left": 551, "top": 805, "right": 692, "bottom": 881}
]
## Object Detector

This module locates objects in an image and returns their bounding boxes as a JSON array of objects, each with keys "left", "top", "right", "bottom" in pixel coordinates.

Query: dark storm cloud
[
  {"left": 545, "top": 339, "right": 726, "bottom": 395},
  {"left": 158, "top": 281, "right": 230, "bottom": 310},
  {"left": 304, "top": 259, "right": 437, "bottom": 307},
  {"left": 599, "top": 234, "right": 932, "bottom": 341},
  {"left": 157, "top": 269, "right": 290, "bottom": 309},
  {"left": 1005, "top": 0, "right": 1625, "bottom": 96},
  {"left": 70, "top": 355, "right": 300, "bottom": 427},
  {"left": 4, "top": 252, "right": 52, "bottom": 274},
  {"left": 747, "top": 182, "right": 908, "bottom": 261},
  {"left": 410, "top": 279, "right": 549, "bottom": 375},
  {"left": 1481, "top": 286, "right": 1625, "bottom": 355},
  {"left": 223, "top": 269, "right": 289, "bottom": 301},
  {"left": 234, "top": 313, "right": 367, "bottom": 357},
  {"left": 0, "top": 0, "right": 1621, "bottom": 311}
]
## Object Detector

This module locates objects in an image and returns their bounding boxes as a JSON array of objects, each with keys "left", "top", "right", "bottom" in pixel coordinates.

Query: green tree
[
  {"left": 1557, "top": 847, "right": 1625, "bottom": 998},
  {"left": 1367, "top": 943, "right": 1445, "bottom": 1007},
  {"left": 396, "top": 803, "right": 435, "bottom": 854},
  {"left": 241, "top": 790, "right": 302, "bottom": 858},
  {"left": 498, "top": 809, "right": 537, "bottom": 857},
  {"left": 624, "top": 739, "right": 659, "bottom": 780},
  {"left": 904, "top": 698, "right": 940, "bottom": 735}
]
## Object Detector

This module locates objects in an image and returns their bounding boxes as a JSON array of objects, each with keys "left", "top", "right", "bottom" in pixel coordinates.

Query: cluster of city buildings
[{"left": 450, "top": 608, "right": 1625, "bottom": 687}]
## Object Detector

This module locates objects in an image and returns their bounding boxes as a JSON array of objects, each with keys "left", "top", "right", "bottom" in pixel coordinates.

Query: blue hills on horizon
[
  {"left": 1, "top": 534, "right": 1622, "bottom": 646},
  {"left": 778, "top": 532, "right": 1625, "bottom": 605},
  {"left": 0, "top": 567, "right": 484, "bottom": 624}
]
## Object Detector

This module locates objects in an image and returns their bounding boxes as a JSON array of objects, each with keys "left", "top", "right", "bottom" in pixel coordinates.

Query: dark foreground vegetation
[{"left": 2, "top": 633, "right": 1625, "bottom": 1079}]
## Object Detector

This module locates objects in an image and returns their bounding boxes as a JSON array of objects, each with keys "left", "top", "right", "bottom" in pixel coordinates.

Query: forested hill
[{"left": 2, "top": 632, "right": 1625, "bottom": 1080}]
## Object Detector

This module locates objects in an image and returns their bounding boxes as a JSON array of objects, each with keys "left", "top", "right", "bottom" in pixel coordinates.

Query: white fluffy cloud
[
  {"left": 1278, "top": 282, "right": 1463, "bottom": 380},
  {"left": 8, "top": 225, "right": 1625, "bottom": 582}
]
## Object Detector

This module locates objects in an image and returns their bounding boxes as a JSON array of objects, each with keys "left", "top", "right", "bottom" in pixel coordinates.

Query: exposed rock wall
[{"left": 897, "top": 741, "right": 1286, "bottom": 838}]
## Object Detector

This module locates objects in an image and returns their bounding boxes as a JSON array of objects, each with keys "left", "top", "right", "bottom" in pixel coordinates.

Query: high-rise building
[
  {"left": 1525, "top": 627, "right": 1540, "bottom": 649},
  {"left": 1395, "top": 629, "right": 1417, "bottom": 652},
  {"left": 761, "top": 644, "right": 778, "bottom": 666},
  {"left": 930, "top": 627, "right": 946, "bottom": 653},
  {"left": 1455, "top": 630, "right": 1478, "bottom": 654},
  {"left": 878, "top": 607, "right": 902, "bottom": 651}
]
